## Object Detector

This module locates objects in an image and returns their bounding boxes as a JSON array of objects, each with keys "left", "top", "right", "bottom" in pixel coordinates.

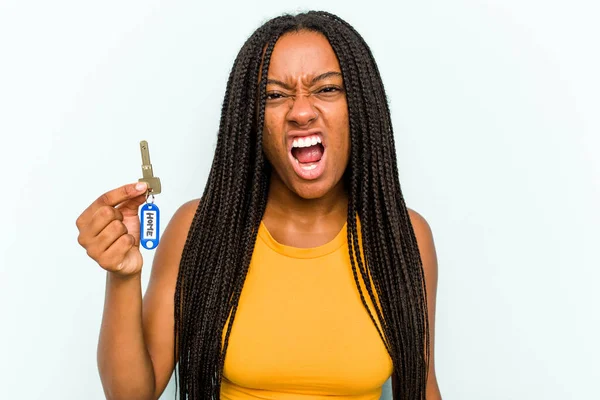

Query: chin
[{"left": 290, "top": 180, "right": 334, "bottom": 200}]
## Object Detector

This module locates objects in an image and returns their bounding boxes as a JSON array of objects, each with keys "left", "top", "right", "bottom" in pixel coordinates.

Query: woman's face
[{"left": 262, "top": 30, "right": 350, "bottom": 200}]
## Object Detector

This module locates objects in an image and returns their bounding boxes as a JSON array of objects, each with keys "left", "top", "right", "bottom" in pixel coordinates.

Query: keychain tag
[
  {"left": 137, "top": 140, "right": 162, "bottom": 250},
  {"left": 140, "top": 195, "right": 160, "bottom": 250}
]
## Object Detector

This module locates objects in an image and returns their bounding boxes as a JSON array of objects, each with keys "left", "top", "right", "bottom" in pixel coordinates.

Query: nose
[{"left": 286, "top": 94, "right": 318, "bottom": 127}]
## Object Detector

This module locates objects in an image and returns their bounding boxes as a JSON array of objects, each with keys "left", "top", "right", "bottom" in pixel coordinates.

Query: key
[{"left": 138, "top": 140, "right": 162, "bottom": 195}]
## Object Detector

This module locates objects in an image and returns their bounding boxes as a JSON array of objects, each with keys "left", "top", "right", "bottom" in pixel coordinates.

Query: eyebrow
[{"left": 266, "top": 71, "right": 343, "bottom": 89}]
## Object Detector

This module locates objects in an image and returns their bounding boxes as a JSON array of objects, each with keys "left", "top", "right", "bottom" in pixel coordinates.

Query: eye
[
  {"left": 266, "top": 92, "right": 287, "bottom": 101},
  {"left": 316, "top": 86, "right": 345, "bottom": 96},
  {"left": 319, "top": 86, "right": 339, "bottom": 93}
]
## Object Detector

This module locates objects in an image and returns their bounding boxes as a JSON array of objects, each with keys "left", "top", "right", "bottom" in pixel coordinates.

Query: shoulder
[
  {"left": 407, "top": 208, "right": 432, "bottom": 238},
  {"left": 150, "top": 197, "right": 201, "bottom": 258},
  {"left": 406, "top": 208, "right": 438, "bottom": 274},
  {"left": 407, "top": 208, "right": 435, "bottom": 251},
  {"left": 165, "top": 198, "right": 201, "bottom": 236},
  {"left": 173, "top": 198, "right": 201, "bottom": 222},
  {"left": 151, "top": 198, "right": 200, "bottom": 268}
]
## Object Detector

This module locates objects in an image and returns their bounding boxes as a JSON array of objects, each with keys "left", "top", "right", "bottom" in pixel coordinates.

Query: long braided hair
[{"left": 174, "top": 10, "right": 430, "bottom": 400}]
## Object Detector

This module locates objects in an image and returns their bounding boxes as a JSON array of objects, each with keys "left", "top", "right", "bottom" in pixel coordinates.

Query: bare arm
[
  {"left": 79, "top": 188, "right": 200, "bottom": 400},
  {"left": 98, "top": 198, "right": 199, "bottom": 400},
  {"left": 98, "top": 272, "right": 156, "bottom": 400},
  {"left": 142, "top": 199, "right": 200, "bottom": 398},
  {"left": 392, "top": 209, "right": 442, "bottom": 399}
]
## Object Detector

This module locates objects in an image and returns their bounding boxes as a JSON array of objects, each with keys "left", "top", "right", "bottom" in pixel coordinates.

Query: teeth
[{"left": 292, "top": 134, "right": 322, "bottom": 149}]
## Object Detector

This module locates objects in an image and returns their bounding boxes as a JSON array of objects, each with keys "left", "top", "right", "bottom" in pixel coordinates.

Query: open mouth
[{"left": 288, "top": 133, "right": 326, "bottom": 180}]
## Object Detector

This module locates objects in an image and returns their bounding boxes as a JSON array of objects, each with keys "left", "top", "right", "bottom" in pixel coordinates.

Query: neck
[{"left": 264, "top": 174, "right": 348, "bottom": 227}]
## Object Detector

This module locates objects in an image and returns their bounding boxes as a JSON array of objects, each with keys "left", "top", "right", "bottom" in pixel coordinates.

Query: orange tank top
[{"left": 220, "top": 219, "right": 393, "bottom": 399}]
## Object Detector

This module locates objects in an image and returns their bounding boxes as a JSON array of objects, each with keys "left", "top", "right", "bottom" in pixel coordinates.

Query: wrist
[{"left": 106, "top": 270, "right": 142, "bottom": 284}]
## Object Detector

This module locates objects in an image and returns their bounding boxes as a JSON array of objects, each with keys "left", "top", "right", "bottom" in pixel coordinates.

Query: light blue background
[{"left": 1, "top": 0, "right": 598, "bottom": 399}]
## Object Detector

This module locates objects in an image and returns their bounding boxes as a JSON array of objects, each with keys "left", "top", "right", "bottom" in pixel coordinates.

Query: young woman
[{"left": 76, "top": 11, "right": 442, "bottom": 400}]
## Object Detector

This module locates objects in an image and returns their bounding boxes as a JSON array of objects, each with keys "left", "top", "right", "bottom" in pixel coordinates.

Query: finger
[
  {"left": 77, "top": 206, "right": 122, "bottom": 248},
  {"left": 97, "top": 233, "right": 136, "bottom": 272},
  {"left": 85, "top": 219, "right": 129, "bottom": 260},
  {"left": 115, "top": 193, "right": 148, "bottom": 214},
  {"left": 87, "top": 206, "right": 124, "bottom": 238},
  {"left": 77, "top": 182, "right": 148, "bottom": 228}
]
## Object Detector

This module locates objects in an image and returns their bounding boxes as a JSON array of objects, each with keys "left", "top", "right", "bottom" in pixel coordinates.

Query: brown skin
[
  {"left": 76, "top": 30, "right": 441, "bottom": 399},
  {"left": 398, "top": 209, "right": 442, "bottom": 400},
  {"left": 262, "top": 31, "right": 441, "bottom": 398},
  {"left": 261, "top": 31, "right": 350, "bottom": 247}
]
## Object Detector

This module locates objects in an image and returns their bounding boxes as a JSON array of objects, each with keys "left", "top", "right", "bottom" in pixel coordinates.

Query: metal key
[{"left": 138, "top": 140, "right": 162, "bottom": 195}]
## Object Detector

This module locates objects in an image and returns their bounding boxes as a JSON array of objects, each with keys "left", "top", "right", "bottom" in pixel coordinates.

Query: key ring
[{"left": 145, "top": 191, "right": 155, "bottom": 204}]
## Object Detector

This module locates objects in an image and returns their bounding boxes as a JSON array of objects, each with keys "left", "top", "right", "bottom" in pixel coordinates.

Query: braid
[{"left": 174, "top": 10, "right": 429, "bottom": 399}]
